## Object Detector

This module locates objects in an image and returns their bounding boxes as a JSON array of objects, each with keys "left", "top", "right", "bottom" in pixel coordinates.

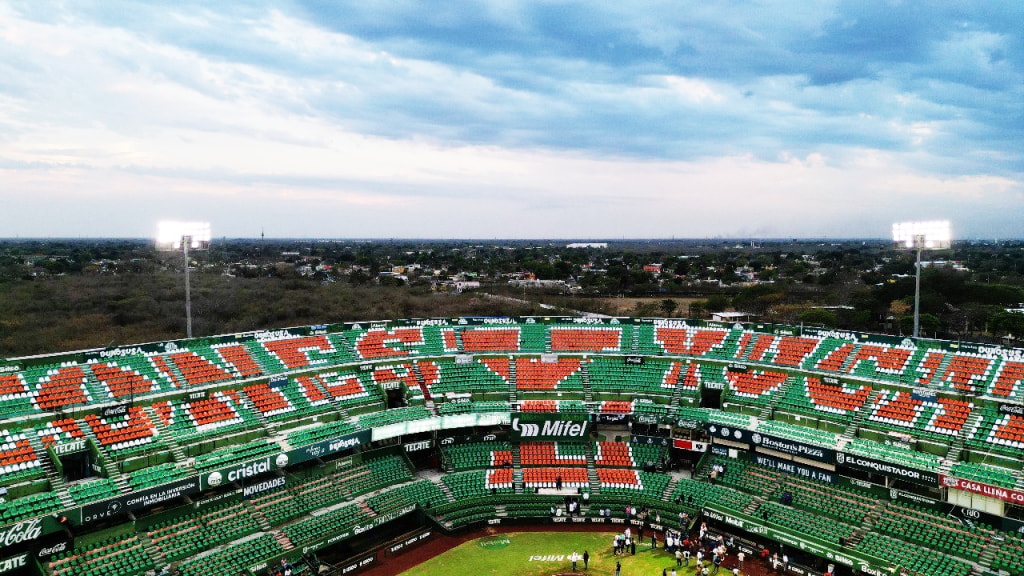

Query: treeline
[{"left": 0, "top": 272, "right": 534, "bottom": 357}]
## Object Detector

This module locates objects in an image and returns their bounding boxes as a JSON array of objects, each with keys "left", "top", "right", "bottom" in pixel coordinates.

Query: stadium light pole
[
  {"left": 892, "top": 221, "right": 951, "bottom": 339},
  {"left": 157, "top": 222, "right": 211, "bottom": 339}
]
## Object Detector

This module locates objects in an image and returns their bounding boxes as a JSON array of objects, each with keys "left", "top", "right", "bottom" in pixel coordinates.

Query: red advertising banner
[
  {"left": 673, "top": 439, "right": 708, "bottom": 452},
  {"left": 941, "top": 474, "right": 1024, "bottom": 505}
]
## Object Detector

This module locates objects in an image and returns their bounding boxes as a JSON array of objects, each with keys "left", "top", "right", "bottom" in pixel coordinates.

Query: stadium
[{"left": 0, "top": 316, "right": 1022, "bottom": 576}]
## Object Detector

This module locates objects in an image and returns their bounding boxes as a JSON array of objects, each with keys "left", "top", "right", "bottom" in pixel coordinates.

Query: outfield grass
[{"left": 401, "top": 531, "right": 736, "bottom": 576}]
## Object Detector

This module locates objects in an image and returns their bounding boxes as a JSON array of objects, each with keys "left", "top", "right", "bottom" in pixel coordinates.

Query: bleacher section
[{"left": 0, "top": 317, "right": 1020, "bottom": 576}]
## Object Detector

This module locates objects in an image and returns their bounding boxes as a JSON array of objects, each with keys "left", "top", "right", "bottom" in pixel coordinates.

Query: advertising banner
[
  {"left": 940, "top": 474, "right": 1024, "bottom": 506},
  {"left": 672, "top": 439, "right": 708, "bottom": 453},
  {"left": 79, "top": 476, "right": 201, "bottom": 525},
  {"left": 510, "top": 413, "right": 590, "bottom": 441},
  {"left": 436, "top": 431, "right": 503, "bottom": 447},
  {"left": 201, "top": 454, "right": 290, "bottom": 491},
  {"left": 99, "top": 403, "right": 131, "bottom": 419},
  {"left": 631, "top": 435, "right": 671, "bottom": 448},
  {"left": 997, "top": 403, "right": 1024, "bottom": 417},
  {"left": 0, "top": 552, "right": 29, "bottom": 575},
  {"left": 287, "top": 430, "right": 372, "bottom": 466},
  {"left": 753, "top": 454, "right": 834, "bottom": 483},
  {"left": 0, "top": 517, "right": 65, "bottom": 553},
  {"left": 706, "top": 424, "right": 835, "bottom": 464},
  {"left": 837, "top": 452, "right": 938, "bottom": 486}
]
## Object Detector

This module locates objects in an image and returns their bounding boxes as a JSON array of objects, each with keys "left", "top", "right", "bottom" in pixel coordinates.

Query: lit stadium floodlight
[
  {"left": 157, "top": 221, "right": 211, "bottom": 339},
  {"left": 892, "top": 220, "right": 951, "bottom": 339},
  {"left": 157, "top": 221, "right": 211, "bottom": 251}
]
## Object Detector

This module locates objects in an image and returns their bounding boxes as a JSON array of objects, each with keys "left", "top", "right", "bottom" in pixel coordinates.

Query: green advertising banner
[
  {"left": 286, "top": 429, "right": 372, "bottom": 466},
  {"left": 200, "top": 454, "right": 290, "bottom": 490}
]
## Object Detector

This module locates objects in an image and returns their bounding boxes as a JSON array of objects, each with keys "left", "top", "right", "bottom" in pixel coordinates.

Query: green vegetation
[{"left": 1, "top": 237, "right": 1022, "bottom": 356}]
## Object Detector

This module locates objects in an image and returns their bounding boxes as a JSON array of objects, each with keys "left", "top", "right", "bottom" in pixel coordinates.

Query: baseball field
[{"left": 400, "top": 531, "right": 731, "bottom": 576}]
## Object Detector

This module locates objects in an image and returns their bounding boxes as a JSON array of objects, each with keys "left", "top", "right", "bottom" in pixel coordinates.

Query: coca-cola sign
[{"left": 0, "top": 518, "right": 43, "bottom": 548}]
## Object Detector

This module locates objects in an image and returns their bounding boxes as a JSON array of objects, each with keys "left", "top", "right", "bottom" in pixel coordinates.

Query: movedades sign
[
  {"left": 203, "top": 454, "right": 289, "bottom": 490},
  {"left": 510, "top": 414, "right": 589, "bottom": 440},
  {"left": 837, "top": 452, "right": 938, "bottom": 486}
]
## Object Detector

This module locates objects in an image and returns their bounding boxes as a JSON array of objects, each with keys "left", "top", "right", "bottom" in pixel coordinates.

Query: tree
[
  {"left": 660, "top": 299, "right": 678, "bottom": 317},
  {"left": 798, "top": 308, "right": 837, "bottom": 327}
]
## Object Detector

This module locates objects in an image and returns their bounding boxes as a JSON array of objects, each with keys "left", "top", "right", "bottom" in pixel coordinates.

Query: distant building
[
  {"left": 567, "top": 243, "right": 607, "bottom": 249},
  {"left": 712, "top": 311, "right": 754, "bottom": 322},
  {"left": 643, "top": 264, "right": 662, "bottom": 274}
]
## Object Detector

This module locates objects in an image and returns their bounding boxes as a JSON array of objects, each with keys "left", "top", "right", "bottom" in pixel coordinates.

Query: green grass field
[{"left": 401, "top": 531, "right": 738, "bottom": 576}]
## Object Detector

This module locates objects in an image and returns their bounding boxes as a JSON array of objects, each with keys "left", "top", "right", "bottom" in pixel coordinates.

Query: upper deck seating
[
  {"left": 457, "top": 326, "right": 521, "bottom": 352},
  {"left": 549, "top": 326, "right": 624, "bottom": 352}
]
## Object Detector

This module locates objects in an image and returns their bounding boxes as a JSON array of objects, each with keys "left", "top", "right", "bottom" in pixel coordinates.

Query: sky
[{"left": 1, "top": 1, "right": 1022, "bottom": 239}]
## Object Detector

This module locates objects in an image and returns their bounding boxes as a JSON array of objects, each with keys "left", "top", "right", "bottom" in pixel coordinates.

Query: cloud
[{"left": 0, "top": 0, "right": 1021, "bottom": 238}]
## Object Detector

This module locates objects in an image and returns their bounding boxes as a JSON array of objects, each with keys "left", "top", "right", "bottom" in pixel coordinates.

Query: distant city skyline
[{"left": 1, "top": 1, "right": 1022, "bottom": 239}]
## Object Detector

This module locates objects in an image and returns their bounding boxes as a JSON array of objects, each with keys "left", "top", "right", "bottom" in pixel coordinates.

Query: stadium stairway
[
  {"left": 138, "top": 531, "right": 168, "bottom": 569},
  {"left": 508, "top": 358, "right": 518, "bottom": 404},
  {"left": 410, "top": 362, "right": 437, "bottom": 415},
  {"left": 978, "top": 538, "right": 1001, "bottom": 572},
  {"left": 545, "top": 329, "right": 552, "bottom": 353},
  {"left": 145, "top": 405, "right": 188, "bottom": 464},
  {"left": 660, "top": 477, "right": 678, "bottom": 503},
  {"left": 630, "top": 328, "right": 640, "bottom": 354},
  {"left": 27, "top": 433, "right": 75, "bottom": 509},
  {"left": 837, "top": 347, "right": 861, "bottom": 372},
  {"left": 581, "top": 364, "right": 593, "bottom": 403},
  {"left": 584, "top": 443, "right": 600, "bottom": 494},
  {"left": 743, "top": 496, "right": 765, "bottom": 516},
  {"left": 512, "top": 445, "right": 524, "bottom": 494},
  {"left": 1016, "top": 470, "right": 1024, "bottom": 493},
  {"left": 946, "top": 410, "right": 983, "bottom": 464},
  {"left": 759, "top": 377, "right": 793, "bottom": 420},
  {"left": 240, "top": 393, "right": 278, "bottom": 435},
  {"left": 930, "top": 353, "right": 956, "bottom": 389},
  {"left": 246, "top": 495, "right": 275, "bottom": 531},
  {"left": 78, "top": 418, "right": 131, "bottom": 493},
  {"left": 843, "top": 389, "right": 881, "bottom": 439},
  {"left": 453, "top": 329, "right": 465, "bottom": 353}
]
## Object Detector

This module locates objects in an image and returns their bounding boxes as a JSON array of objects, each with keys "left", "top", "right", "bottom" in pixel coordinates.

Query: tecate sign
[{"left": 511, "top": 417, "right": 587, "bottom": 439}]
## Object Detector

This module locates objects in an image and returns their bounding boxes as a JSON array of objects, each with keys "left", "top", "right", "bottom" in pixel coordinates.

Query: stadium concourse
[{"left": 0, "top": 317, "right": 1021, "bottom": 576}]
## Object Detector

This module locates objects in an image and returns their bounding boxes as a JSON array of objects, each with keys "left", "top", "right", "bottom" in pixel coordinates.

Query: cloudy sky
[{"left": 1, "top": 1, "right": 1022, "bottom": 239}]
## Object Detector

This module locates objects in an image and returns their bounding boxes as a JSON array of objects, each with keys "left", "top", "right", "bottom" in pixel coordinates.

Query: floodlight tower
[
  {"left": 892, "top": 221, "right": 951, "bottom": 339},
  {"left": 157, "top": 222, "right": 211, "bottom": 339}
]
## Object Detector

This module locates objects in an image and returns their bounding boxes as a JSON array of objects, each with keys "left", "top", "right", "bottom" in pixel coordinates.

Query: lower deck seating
[
  {"left": 177, "top": 533, "right": 285, "bottom": 576},
  {"left": 443, "top": 442, "right": 512, "bottom": 471},
  {"left": 281, "top": 502, "right": 373, "bottom": 547},
  {"left": 875, "top": 502, "right": 991, "bottom": 562},
  {"left": 856, "top": 532, "right": 973, "bottom": 576},
  {"left": 47, "top": 534, "right": 154, "bottom": 576},
  {"left": 147, "top": 501, "right": 260, "bottom": 561},
  {"left": 522, "top": 467, "right": 588, "bottom": 488}
]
